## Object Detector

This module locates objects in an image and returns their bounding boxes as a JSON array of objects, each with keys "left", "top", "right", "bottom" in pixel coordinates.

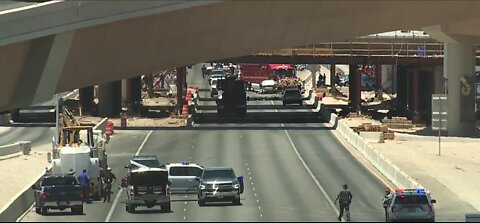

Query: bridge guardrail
[{"left": 332, "top": 113, "right": 422, "bottom": 189}]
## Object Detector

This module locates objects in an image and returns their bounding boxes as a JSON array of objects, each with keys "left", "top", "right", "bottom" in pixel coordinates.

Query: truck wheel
[
  {"left": 161, "top": 202, "right": 171, "bottom": 212},
  {"left": 198, "top": 199, "right": 205, "bottom": 206},
  {"left": 40, "top": 207, "right": 48, "bottom": 216},
  {"left": 128, "top": 205, "right": 135, "bottom": 213},
  {"left": 233, "top": 198, "right": 241, "bottom": 205},
  {"left": 71, "top": 206, "right": 83, "bottom": 215}
]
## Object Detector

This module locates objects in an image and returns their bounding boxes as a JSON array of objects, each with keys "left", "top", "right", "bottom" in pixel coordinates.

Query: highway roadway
[{"left": 19, "top": 64, "right": 391, "bottom": 222}]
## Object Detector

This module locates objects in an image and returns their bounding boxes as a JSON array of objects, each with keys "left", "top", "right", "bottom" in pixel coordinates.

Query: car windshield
[
  {"left": 41, "top": 176, "right": 78, "bottom": 186},
  {"left": 202, "top": 169, "right": 235, "bottom": 180},
  {"left": 170, "top": 167, "right": 203, "bottom": 177},
  {"left": 211, "top": 70, "right": 224, "bottom": 75},
  {"left": 394, "top": 195, "right": 429, "bottom": 205},
  {"left": 132, "top": 159, "right": 160, "bottom": 168}
]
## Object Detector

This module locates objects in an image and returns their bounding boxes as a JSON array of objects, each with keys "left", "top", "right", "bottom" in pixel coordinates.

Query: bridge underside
[{"left": 1, "top": 1, "right": 480, "bottom": 113}]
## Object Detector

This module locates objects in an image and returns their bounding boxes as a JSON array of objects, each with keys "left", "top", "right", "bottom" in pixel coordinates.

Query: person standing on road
[
  {"left": 382, "top": 187, "right": 394, "bottom": 221},
  {"left": 201, "top": 64, "right": 207, "bottom": 79},
  {"left": 334, "top": 184, "right": 353, "bottom": 221},
  {"left": 78, "top": 169, "right": 90, "bottom": 204},
  {"left": 102, "top": 167, "right": 117, "bottom": 202}
]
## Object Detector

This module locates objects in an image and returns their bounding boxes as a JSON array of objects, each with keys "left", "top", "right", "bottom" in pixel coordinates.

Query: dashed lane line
[
  {"left": 271, "top": 100, "right": 341, "bottom": 219},
  {"left": 105, "top": 130, "right": 153, "bottom": 222}
]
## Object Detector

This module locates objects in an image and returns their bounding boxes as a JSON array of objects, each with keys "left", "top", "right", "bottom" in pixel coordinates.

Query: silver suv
[
  {"left": 386, "top": 188, "right": 436, "bottom": 222},
  {"left": 165, "top": 162, "right": 204, "bottom": 194},
  {"left": 197, "top": 167, "right": 244, "bottom": 206}
]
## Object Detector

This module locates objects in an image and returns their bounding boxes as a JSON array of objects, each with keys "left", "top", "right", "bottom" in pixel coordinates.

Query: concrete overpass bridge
[{"left": 1, "top": 0, "right": 480, "bottom": 136}]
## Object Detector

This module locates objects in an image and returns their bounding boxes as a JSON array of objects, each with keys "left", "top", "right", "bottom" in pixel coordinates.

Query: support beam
[
  {"left": 176, "top": 67, "right": 187, "bottom": 113},
  {"left": 444, "top": 41, "right": 476, "bottom": 136},
  {"left": 349, "top": 64, "right": 361, "bottom": 112},
  {"left": 10, "top": 31, "right": 75, "bottom": 109},
  {"left": 128, "top": 76, "right": 142, "bottom": 113},
  {"left": 98, "top": 80, "right": 121, "bottom": 117},
  {"left": 409, "top": 68, "right": 421, "bottom": 122},
  {"left": 79, "top": 86, "right": 94, "bottom": 114},
  {"left": 330, "top": 63, "right": 336, "bottom": 96},
  {"left": 375, "top": 64, "right": 383, "bottom": 100},
  {"left": 396, "top": 66, "right": 408, "bottom": 112},
  {"left": 424, "top": 24, "right": 479, "bottom": 136}
]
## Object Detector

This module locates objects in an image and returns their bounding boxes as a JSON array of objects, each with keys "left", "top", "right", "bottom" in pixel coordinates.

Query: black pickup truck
[{"left": 32, "top": 174, "right": 84, "bottom": 215}]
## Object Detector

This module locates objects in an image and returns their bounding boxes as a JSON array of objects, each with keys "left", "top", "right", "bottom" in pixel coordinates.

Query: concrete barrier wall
[
  {"left": 0, "top": 114, "right": 11, "bottom": 125},
  {"left": 0, "top": 164, "right": 51, "bottom": 222},
  {"left": 0, "top": 118, "right": 107, "bottom": 221},
  {"left": 0, "top": 143, "right": 21, "bottom": 157},
  {"left": 332, "top": 115, "right": 422, "bottom": 189},
  {"left": 94, "top": 117, "right": 109, "bottom": 133},
  {"left": 359, "top": 132, "right": 383, "bottom": 143}
]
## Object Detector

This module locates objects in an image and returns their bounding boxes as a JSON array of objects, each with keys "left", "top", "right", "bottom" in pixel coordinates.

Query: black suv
[
  {"left": 282, "top": 89, "right": 303, "bottom": 106},
  {"left": 197, "top": 167, "right": 244, "bottom": 206}
]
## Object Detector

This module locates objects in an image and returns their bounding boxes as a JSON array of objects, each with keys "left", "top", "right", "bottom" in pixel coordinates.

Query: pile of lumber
[
  {"left": 381, "top": 116, "right": 413, "bottom": 129},
  {"left": 345, "top": 112, "right": 371, "bottom": 119},
  {"left": 351, "top": 122, "right": 395, "bottom": 140}
]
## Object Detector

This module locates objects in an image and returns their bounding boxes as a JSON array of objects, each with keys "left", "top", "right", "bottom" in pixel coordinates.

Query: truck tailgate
[{"left": 44, "top": 185, "right": 83, "bottom": 202}]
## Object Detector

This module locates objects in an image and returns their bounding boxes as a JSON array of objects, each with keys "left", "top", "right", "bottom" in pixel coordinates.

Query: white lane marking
[
  {"left": 184, "top": 208, "right": 187, "bottom": 212},
  {"left": 16, "top": 203, "right": 34, "bottom": 222},
  {"left": 184, "top": 216, "right": 186, "bottom": 220},
  {"left": 272, "top": 99, "right": 340, "bottom": 217},
  {"left": 282, "top": 126, "right": 340, "bottom": 216},
  {"left": 105, "top": 130, "right": 153, "bottom": 222}
]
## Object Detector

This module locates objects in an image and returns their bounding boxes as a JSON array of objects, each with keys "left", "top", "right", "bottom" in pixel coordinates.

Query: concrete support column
[
  {"left": 121, "top": 79, "right": 128, "bottom": 108},
  {"left": 349, "top": 64, "right": 361, "bottom": 111},
  {"left": 444, "top": 42, "right": 476, "bottom": 136},
  {"left": 176, "top": 67, "right": 187, "bottom": 112},
  {"left": 433, "top": 65, "right": 444, "bottom": 94},
  {"left": 396, "top": 67, "right": 408, "bottom": 112},
  {"left": 375, "top": 64, "right": 383, "bottom": 100},
  {"left": 128, "top": 76, "right": 142, "bottom": 113},
  {"left": 9, "top": 31, "right": 75, "bottom": 109},
  {"left": 79, "top": 86, "right": 94, "bottom": 114},
  {"left": 330, "top": 63, "right": 336, "bottom": 95},
  {"left": 409, "top": 68, "right": 421, "bottom": 122},
  {"left": 422, "top": 24, "right": 480, "bottom": 136},
  {"left": 98, "top": 80, "right": 122, "bottom": 117}
]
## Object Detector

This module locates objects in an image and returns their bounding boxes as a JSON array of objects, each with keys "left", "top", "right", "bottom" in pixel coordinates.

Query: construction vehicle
[
  {"left": 216, "top": 76, "right": 247, "bottom": 116},
  {"left": 49, "top": 108, "right": 108, "bottom": 200}
]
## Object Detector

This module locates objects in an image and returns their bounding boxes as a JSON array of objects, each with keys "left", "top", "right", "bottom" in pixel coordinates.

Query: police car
[
  {"left": 164, "top": 162, "right": 204, "bottom": 194},
  {"left": 386, "top": 188, "right": 436, "bottom": 222}
]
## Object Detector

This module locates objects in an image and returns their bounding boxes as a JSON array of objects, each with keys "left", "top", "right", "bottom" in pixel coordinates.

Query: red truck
[{"left": 238, "top": 63, "right": 296, "bottom": 84}]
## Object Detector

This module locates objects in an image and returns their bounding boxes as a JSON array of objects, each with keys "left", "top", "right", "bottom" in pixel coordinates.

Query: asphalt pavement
[{"left": 17, "top": 64, "right": 427, "bottom": 222}]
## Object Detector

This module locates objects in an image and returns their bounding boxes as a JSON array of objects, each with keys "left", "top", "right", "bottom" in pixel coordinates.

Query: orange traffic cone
[
  {"left": 182, "top": 104, "right": 188, "bottom": 118},
  {"left": 186, "top": 91, "right": 192, "bottom": 102}
]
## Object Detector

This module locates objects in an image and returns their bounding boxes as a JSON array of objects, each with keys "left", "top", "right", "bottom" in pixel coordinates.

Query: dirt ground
[
  {"left": 342, "top": 116, "right": 480, "bottom": 211},
  {"left": 110, "top": 117, "right": 187, "bottom": 128},
  {"left": 0, "top": 144, "right": 51, "bottom": 212}
]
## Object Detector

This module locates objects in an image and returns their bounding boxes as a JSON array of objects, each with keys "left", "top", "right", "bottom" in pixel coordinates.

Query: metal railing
[{"left": 253, "top": 40, "right": 452, "bottom": 58}]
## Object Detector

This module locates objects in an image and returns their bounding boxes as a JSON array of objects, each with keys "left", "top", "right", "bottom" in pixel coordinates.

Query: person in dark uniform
[
  {"left": 334, "top": 184, "right": 353, "bottom": 221},
  {"left": 102, "top": 167, "right": 117, "bottom": 202}
]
